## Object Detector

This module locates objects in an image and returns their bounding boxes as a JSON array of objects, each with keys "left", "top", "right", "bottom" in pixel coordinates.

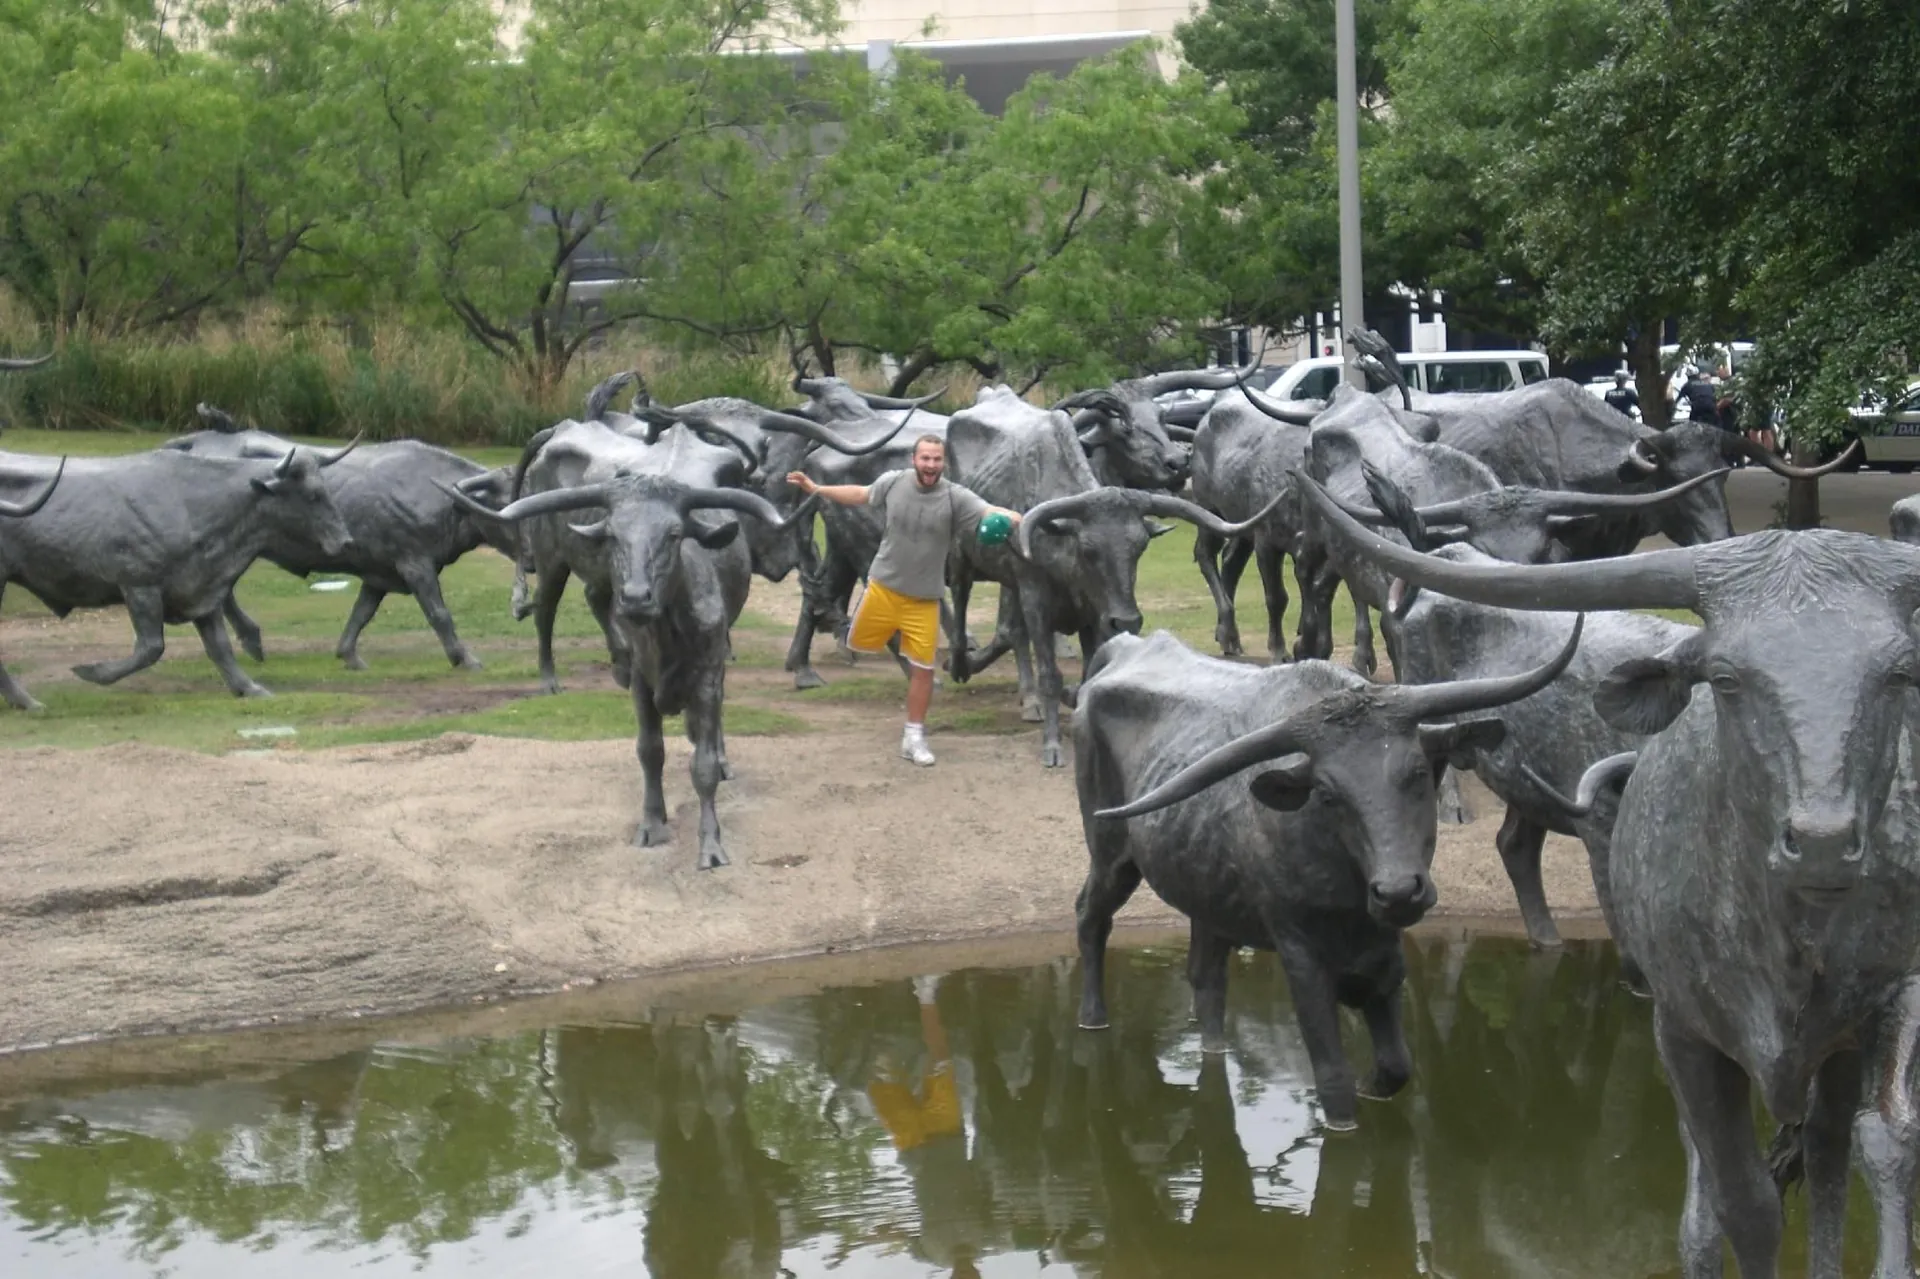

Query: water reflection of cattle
[
  {"left": 1074, "top": 622, "right": 1580, "bottom": 1130},
  {"left": 1304, "top": 478, "right": 1920, "bottom": 1276},
  {"left": 1408, "top": 937, "right": 1676, "bottom": 1279}
]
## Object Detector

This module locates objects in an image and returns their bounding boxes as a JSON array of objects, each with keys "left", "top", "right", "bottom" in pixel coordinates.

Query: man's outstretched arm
[{"left": 786, "top": 472, "right": 869, "bottom": 506}]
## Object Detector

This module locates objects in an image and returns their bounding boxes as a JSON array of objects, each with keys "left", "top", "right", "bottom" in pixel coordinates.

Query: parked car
[
  {"left": 1849, "top": 379, "right": 1920, "bottom": 472},
  {"left": 1259, "top": 349, "right": 1550, "bottom": 403}
]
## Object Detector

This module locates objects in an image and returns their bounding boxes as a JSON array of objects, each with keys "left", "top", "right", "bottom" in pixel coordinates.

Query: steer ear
[
  {"left": 1417, "top": 717, "right": 1505, "bottom": 769},
  {"left": 251, "top": 475, "right": 285, "bottom": 496},
  {"left": 1594, "top": 637, "right": 1704, "bottom": 734},
  {"left": 1145, "top": 519, "right": 1178, "bottom": 538},
  {"left": 688, "top": 514, "right": 740, "bottom": 550},
  {"left": 1248, "top": 753, "right": 1315, "bottom": 811}
]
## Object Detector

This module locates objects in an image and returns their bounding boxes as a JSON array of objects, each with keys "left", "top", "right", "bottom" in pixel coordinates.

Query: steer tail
[{"left": 1768, "top": 1121, "right": 1806, "bottom": 1198}]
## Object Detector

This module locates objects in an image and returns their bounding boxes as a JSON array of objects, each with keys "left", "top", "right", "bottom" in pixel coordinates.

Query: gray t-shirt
[{"left": 866, "top": 470, "right": 990, "bottom": 600}]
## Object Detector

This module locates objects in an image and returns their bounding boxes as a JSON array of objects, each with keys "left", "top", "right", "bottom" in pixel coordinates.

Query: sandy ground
[{"left": 0, "top": 728, "right": 1599, "bottom": 1054}]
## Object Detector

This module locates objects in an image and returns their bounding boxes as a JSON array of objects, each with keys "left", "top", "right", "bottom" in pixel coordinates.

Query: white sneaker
[{"left": 900, "top": 728, "right": 936, "bottom": 767}]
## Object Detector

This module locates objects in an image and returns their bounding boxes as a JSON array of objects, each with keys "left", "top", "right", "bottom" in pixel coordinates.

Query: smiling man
[{"left": 788, "top": 435, "right": 1021, "bottom": 766}]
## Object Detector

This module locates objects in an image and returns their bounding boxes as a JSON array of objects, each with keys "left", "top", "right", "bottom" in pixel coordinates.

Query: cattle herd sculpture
[{"left": 4, "top": 331, "right": 1920, "bottom": 1275}]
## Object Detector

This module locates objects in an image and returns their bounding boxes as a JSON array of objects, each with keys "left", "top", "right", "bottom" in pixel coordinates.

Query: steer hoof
[
  {"left": 634, "top": 819, "right": 673, "bottom": 848},
  {"left": 698, "top": 839, "right": 731, "bottom": 871},
  {"left": 793, "top": 667, "right": 827, "bottom": 691},
  {"left": 239, "top": 637, "right": 267, "bottom": 664},
  {"left": 1020, "top": 697, "right": 1043, "bottom": 723},
  {"left": 454, "top": 654, "right": 485, "bottom": 672},
  {"left": 71, "top": 663, "right": 117, "bottom": 686},
  {"left": 1217, "top": 628, "right": 1243, "bottom": 657},
  {"left": 1039, "top": 741, "right": 1064, "bottom": 768},
  {"left": 340, "top": 653, "right": 368, "bottom": 672},
  {"left": 1320, "top": 1115, "right": 1359, "bottom": 1135},
  {"left": 236, "top": 683, "right": 273, "bottom": 700}
]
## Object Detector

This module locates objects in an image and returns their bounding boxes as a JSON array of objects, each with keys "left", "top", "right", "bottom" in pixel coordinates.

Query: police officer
[{"left": 1603, "top": 371, "right": 1640, "bottom": 419}]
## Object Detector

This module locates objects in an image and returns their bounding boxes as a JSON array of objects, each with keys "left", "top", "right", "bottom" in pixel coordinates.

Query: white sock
[{"left": 904, "top": 722, "right": 926, "bottom": 740}]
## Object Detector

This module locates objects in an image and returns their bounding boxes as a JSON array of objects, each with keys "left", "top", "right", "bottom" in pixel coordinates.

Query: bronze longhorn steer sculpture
[
  {"left": 445, "top": 432, "right": 817, "bottom": 869},
  {"left": 1299, "top": 468, "right": 1920, "bottom": 1279}
]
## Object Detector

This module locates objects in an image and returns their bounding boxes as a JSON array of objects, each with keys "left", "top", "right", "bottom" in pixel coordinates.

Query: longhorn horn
[
  {"left": 1094, "top": 716, "right": 1314, "bottom": 820},
  {"left": 1383, "top": 616, "right": 1584, "bottom": 723},
  {"left": 857, "top": 387, "right": 945, "bottom": 411},
  {"left": 1521, "top": 752, "right": 1638, "bottom": 818},
  {"left": 1624, "top": 434, "right": 1662, "bottom": 475},
  {"left": 1296, "top": 471, "right": 1704, "bottom": 613},
  {"left": 680, "top": 485, "right": 822, "bottom": 532},
  {"left": 1131, "top": 489, "right": 1288, "bottom": 541},
  {"left": 757, "top": 407, "right": 905, "bottom": 456},
  {"left": 1012, "top": 491, "right": 1102, "bottom": 561},
  {"left": 1136, "top": 356, "right": 1264, "bottom": 398},
  {"left": 314, "top": 433, "right": 362, "bottom": 467},
  {"left": 0, "top": 353, "right": 52, "bottom": 371},
  {"left": 436, "top": 478, "right": 616, "bottom": 524},
  {"left": 1732, "top": 435, "right": 1861, "bottom": 480},
  {"left": 1536, "top": 468, "right": 1732, "bottom": 515},
  {"left": 0, "top": 455, "right": 65, "bottom": 518},
  {"left": 584, "top": 371, "right": 639, "bottom": 422},
  {"left": 1233, "top": 368, "right": 1323, "bottom": 426}
]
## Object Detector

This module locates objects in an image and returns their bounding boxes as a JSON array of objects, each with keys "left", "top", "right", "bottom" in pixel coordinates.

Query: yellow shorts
[
  {"left": 848, "top": 580, "right": 939, "bottom": 669},
  {"left": 867, "top": 1065, "right": 963, "bottom": 1151}
]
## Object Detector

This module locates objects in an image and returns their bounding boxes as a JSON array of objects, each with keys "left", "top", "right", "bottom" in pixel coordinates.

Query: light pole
[{"left": 1335, "top": 0, "right": 1365, "bottom": 388}]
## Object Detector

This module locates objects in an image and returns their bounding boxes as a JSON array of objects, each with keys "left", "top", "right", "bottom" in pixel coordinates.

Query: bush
[{"left": 0, "top": 307, "right": 798, "bottom": 445}]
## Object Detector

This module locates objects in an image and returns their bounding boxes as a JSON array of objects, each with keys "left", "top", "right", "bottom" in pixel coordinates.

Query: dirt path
[{"left": 0, "top": 729, "right": 1599, "bottom": 1054}]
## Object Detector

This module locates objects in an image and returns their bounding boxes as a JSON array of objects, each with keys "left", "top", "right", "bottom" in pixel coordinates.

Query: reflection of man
[{"left": 866, "top": 973, "right": 990, "bottom": 1278}]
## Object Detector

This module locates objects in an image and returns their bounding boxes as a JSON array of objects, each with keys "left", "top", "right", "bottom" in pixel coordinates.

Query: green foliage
[
  {"left": 773, "top": 45, "right": 1246, "bottom": 393},
  {"left": 0, "top": 317, "right": 792, "bottom": 443},
  {"left": 1371, "top": 0, "right": 1618, "bottom": 342}
]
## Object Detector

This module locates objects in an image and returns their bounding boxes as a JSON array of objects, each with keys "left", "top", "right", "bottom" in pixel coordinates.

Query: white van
[{"left": 1263, "top": 349, "right": 1551, "bottom": 402}]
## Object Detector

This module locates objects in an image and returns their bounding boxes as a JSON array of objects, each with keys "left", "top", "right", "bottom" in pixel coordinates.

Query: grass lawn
[{"left": 0, "top": 426, "right": 1356, "bottom": 753}]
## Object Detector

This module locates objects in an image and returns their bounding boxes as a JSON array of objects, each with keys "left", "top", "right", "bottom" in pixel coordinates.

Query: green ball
[{"left": 977, "top": 511, "right": 1014, "bottom": 546}]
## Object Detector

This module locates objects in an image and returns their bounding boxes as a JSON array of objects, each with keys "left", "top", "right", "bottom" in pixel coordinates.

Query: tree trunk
[
  {"left": 1785, "top": 475, "right": 1821, "bottom": 530},
  {"left": 887, "top": 348, "right": 938, "bottom": 398},
  {"left": 1632, "top": 324, "right": 1667, "bottom": 429}
]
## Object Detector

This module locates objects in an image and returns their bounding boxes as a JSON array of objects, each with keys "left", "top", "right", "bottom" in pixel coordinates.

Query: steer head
[
  {"left": 1098, "top": 617, "right": 1583, "bottom": 926},
  {"left": 1015, "top": 486, "right": 1286, "bottom": 647},
  {"left": 791, "top": 369, "right": 943, "bottom": 425},
  {"left": 442, "top": 474, "right": 817, "bottom": 625},
  {"left": 646, "top": 400, "right": 906, "bottom": 583},
  {"left": 1300, "top": 470, "right": 1920, "bottom": 907},
  {"left": 1057, "top": 387, "right": 1192, "bottom": 491},
  {"left": 255, "top": 448, "right": 355, "bottom": 557}
]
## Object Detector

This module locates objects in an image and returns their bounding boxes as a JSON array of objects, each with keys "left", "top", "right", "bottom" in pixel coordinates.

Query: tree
[
  {"left": 1176, "top": 0, "right": 1412, "bottom": 335},
  {"left": 769, "top": 45, "right": 1245, "bottom": 394},
  {"left": 0, "top": 1, "right": 265, "bottom": 334},
  {"left": 1369, "top": 0, "right": 1618, "bottom": 350},
  {"left": 1673, "top": 0, "right": 1920, "bottom": 447}
]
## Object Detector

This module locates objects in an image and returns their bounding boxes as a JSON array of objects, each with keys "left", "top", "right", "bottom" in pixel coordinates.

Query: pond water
[{"left": 0, "top": 935, "right": 1901, "bottom": 1277}]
